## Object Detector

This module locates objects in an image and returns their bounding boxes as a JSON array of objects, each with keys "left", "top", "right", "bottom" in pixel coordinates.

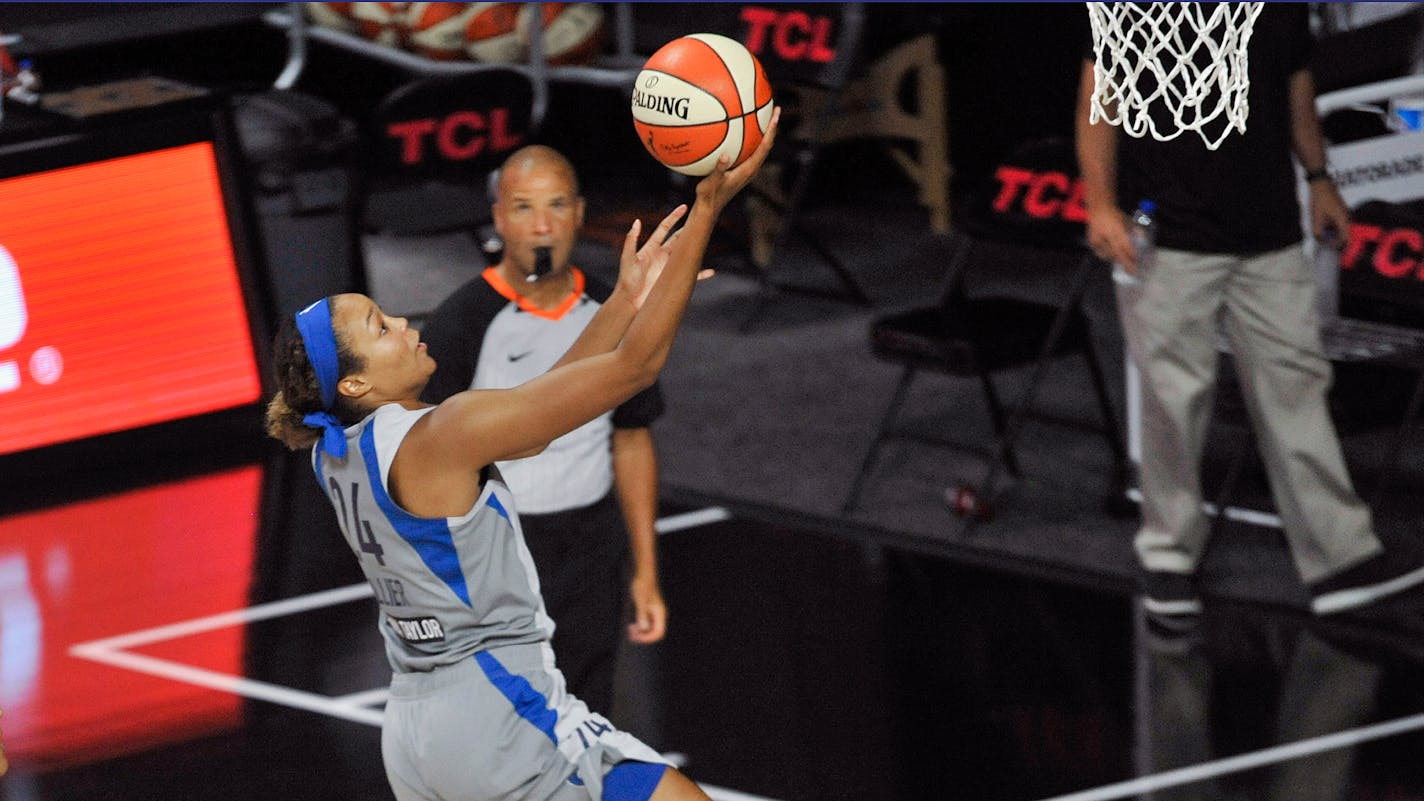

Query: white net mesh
[{"left": 1088, "top": 2, "right": 1263, "bottom": 150}]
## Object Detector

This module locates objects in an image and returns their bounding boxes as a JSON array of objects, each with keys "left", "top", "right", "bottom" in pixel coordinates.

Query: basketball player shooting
[{"left": 265, "top": 104, "right": 779, "bottom": 801}]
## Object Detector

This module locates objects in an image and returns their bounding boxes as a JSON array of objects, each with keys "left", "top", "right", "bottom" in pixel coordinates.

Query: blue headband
[{"left": 294, "top": 298, "right": 348, "bottom": 459}]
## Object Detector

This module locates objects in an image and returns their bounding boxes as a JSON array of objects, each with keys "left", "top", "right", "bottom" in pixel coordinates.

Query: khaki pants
[{"left": 1116, "top": 244, "right": 1379, "bottom": 583}]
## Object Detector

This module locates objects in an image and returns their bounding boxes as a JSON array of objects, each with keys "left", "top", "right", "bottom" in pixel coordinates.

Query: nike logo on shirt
[{"left": 508, "top": 350, "right": 535, "bottom": 362}]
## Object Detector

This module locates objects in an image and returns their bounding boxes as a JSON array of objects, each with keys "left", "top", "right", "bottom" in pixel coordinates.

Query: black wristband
[{"left": 1304, "top": 167, "right": 1332, "bottom": 183}]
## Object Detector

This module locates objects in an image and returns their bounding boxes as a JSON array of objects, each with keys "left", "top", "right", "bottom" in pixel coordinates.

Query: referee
[{"left": 419, "top": 145, "right": 668, "bottom": 716}]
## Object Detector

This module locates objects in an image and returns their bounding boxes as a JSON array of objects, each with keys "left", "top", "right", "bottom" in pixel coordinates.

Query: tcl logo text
[
  {"left": 740, "top": 6, "right": 835, "bottom": 63},
  {"left": 1340, "top": 223, "right": 1424, "bottom": 280},
  {"left": 386, "top": 108, "right": 523, "bottom": 165},
  {"left": 992, "top": 167, "right": 1087, "bottom": 223}
]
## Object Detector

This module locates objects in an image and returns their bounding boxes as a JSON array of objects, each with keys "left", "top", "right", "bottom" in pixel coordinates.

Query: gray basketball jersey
[{"left": 314, "top": 403, "right": 556, "bottom": 673}]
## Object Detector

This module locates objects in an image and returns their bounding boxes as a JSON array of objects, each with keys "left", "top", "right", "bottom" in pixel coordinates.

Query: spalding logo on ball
[{"left": 631, "top": 33, "right": 774, "bottom": 176}]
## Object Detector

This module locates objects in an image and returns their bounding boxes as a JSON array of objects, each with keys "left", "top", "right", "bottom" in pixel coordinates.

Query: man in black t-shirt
[{"left": 1075, "top": 4, "right": 1424, "bottom": 619}]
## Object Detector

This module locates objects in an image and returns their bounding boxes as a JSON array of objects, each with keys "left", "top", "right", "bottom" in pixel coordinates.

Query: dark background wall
[
  {"left": 4, "top": 3, "right": 1421, "bottom": 226},
  {"left": 1, "top": 3, "right": 1090, "bottom": 202}
]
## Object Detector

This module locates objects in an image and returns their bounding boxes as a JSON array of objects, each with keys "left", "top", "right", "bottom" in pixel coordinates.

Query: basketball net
[{"left": 1088, "top": 2, "right": 1263, "bottom": 150}]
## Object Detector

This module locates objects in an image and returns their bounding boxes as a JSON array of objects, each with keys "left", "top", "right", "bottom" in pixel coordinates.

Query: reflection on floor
[
  {"left": 1, "top": 466, "right": 260, "bottom": 769},
  {"left": 3, "top": 447, "right": 1423, "bottom": 801}
]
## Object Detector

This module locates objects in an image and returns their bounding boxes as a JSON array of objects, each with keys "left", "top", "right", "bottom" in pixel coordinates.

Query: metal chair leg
[
  {"left": 842, "top": 365, "right": 917, "bottom": 514},
  {"left": 1367, "top": 368, "right": 1424, "bottom": 509},
  {"left": 977, "top": 370, "right": 1022, "bottom": 478},
  {"left": 738, "top": 149, "right": 871, "bottom": 334},
  {"left": 954, "top": 262, "right": 1095, "bottom": 525}
]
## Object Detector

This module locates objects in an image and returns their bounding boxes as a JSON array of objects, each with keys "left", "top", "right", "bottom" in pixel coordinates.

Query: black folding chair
[
  {"left": 841, "top": 137, "right": 1130, "bottom": 520},
  {"left": 728, "top": 3, "right": 874, "bottom": 327}
]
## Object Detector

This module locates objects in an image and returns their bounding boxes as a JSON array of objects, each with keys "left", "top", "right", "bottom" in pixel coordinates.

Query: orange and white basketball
[
  {"left": 403, "top": 2, "right": 477, "bottom": 60},
  {"left": 351, "top": 1, "right": 409, "bottom": 47},
  {"left": 522, "top": 2, "right": 605, "bottom": 66},
  {"left": 631, "top": 33, "right": 774, "bottom": 177},
  {"left": 305, "top": 2, "right": 359, "bottom": 33},
  {"left": 463, "top": 2, "right": 524, "bottom": 63}
]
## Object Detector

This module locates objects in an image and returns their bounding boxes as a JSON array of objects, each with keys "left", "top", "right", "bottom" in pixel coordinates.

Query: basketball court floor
[
  {"left": 6, "top": 156, "right": 1424, "bottom": 801},
  {"left": 4, "top": 435, "right": 1424, "bottom": 801}
]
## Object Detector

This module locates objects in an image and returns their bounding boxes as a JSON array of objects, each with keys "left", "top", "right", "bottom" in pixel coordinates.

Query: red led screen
[{"left": 0, "top": 142, "right": 262, "bottom": 456}]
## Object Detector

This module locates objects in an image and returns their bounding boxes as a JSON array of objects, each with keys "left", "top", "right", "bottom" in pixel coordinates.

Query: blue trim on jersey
[
  {"left": 604, "top": 762, "right": 667, "bottom": 801},
  {"left": 312, "top": 440, "right": 327, "bottom": 492},
  {"left": 474, "top": 651, "right": 558, "bottom": 744},
  {"left": 359, "top": 425, "right": 473, "bottom": 607},
  {"left": 486, "top": 491, "right": 512, "bottom": 522}
]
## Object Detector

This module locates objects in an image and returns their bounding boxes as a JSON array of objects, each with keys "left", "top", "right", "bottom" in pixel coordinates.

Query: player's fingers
[
  {"left": 732, "top": 105, "right": 780, "bottom": 179},
  {"left": 621, "top": 218, "right": 642, "bottom": 263},
  {"left": 649, "top": 204, "right": 688, "bottom": 246}
]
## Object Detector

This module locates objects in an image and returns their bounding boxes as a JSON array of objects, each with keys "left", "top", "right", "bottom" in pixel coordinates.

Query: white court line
[
  {"left": 75, "top": 582, "right": 376, "bottom": 651},
  {"left": 73, "top": 504, "right": 732, "bottom": 657},
  {"left": 1035, "top": 710, "right": 1424, "bottom": 801},
  {"left": 656, "top": 505, "right": 731, "bottom": 533},
  {"left": 69, "top": 581, "right": 384, "bottom": 727},
  {"left": 1125, "top": 487, "right": 1282, "bottom": 529},
  {"left": 701, "top": 785, "right": 783, "bottom": 801},
  {"left": 66, "top": 506, "right": 782, "bottom": 798},
  {"left": 68, "top": 642, "right": 385, "bottom": 726},
  {"left": 331, "top": 687, "right": 390, "bottom": 709}
]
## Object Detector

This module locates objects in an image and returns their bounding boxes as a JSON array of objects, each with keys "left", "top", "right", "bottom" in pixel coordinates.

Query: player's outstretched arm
[
  {"left": 649, "top": 766, "right": 714, "bottom": 801},
  {"left": 421, "top": 107, "right": 780, "bottom": 475},
  {"left": 551, "top": 203, "right": 688, "bottom": 371}
]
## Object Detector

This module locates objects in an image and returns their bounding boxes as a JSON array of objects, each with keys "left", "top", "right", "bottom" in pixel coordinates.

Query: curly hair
[{"left": 264, "top": 308, "right": 366, "bottom": 451}]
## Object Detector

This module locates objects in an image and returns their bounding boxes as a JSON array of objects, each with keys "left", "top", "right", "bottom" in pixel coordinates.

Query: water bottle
[
  {"left": 6, "top": 58, "right": 39, "bottom": 104},
  {"left": 1314, "top": 227, "right": 1340, "bottom": 320},
  {"left": 1113, "top": 200, "right": 1154, "bottom": 286},
  {"left": 1130, "top": 200, "right": 1156, "bottom": 268},
  {"left": 1117, "top": 200, "right": 1156, "bottom": 286}
]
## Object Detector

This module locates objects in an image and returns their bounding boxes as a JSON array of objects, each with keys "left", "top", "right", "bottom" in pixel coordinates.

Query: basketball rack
[{"left": 263, "top": 2, "right": 659, "bottom": 131}]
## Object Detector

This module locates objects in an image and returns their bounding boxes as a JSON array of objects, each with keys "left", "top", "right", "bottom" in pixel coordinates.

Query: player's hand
[
  {"left": 1087, "top": 206, "right": 1138, "bottom": 274},
  {"left": 695, "top": 105, "right": 781, "bottom": 213},
  {"left": 618, "top": 204, "right": 687, "bottom": 308},
  {"left": 626, "top": 573, "right": 667, "bottom": 644}
]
